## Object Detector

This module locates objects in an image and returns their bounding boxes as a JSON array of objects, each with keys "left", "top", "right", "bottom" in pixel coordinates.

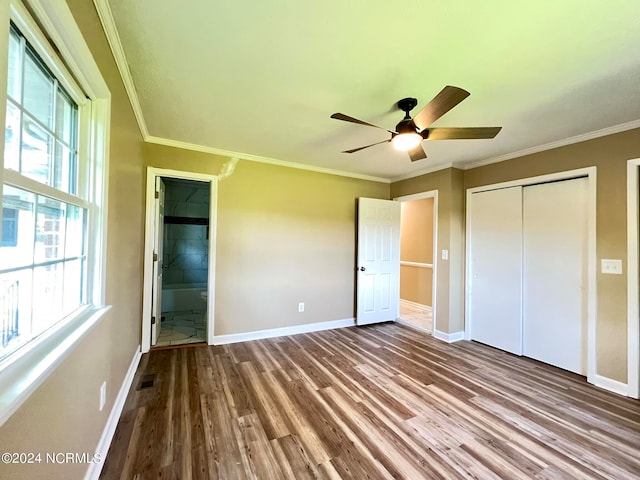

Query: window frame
[{"left": 0, "top": 0, "right": 111, "bottom": 426}]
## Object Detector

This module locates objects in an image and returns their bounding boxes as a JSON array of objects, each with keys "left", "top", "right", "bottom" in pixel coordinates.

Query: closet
[{"left": 467, "top": 177, "right": 588, "bottom": 374}]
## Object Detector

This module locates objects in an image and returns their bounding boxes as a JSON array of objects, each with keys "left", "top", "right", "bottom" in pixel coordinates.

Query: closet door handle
[{"left": 359, "top": 266, "right": 366, "bottom": 271}]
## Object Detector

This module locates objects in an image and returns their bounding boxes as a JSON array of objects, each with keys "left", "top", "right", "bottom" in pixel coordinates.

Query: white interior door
[
  {"left": 357, "top": 198, "right": 401, "bottom": 326},
  {"left": 151, "top": 177, "right": 165, "bottom": 346},
  {"left": 468, "top": 186, "right": 523, "bottom": 355},
  {"left": 523, "top": 178, "right": 587, "bottom": 374}
]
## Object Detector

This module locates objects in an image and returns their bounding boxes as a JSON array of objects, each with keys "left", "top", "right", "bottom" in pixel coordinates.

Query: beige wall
[
  {"left": 400, "top": 198, "right": 434, "bottom": 306},
  {"left": 400, "top": 198, "right": 434, "bottom": 263},
  {"left": 400, "top": 267, "right": 433, "bottom": 306},
  {"left": 0, "top": 1, "right": 146, "bottom": 478},
  {"left": 145, "top": 144, "right": 390, "bottom": 335}
]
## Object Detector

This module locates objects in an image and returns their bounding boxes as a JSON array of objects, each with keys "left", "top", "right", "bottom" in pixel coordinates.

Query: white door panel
[
  {"left": 523, "top": 178, "right": 587, "bottom": 374},
  {"left": 468, "top": 186, "right": 523, "bottom": 355},
  {"left": 151, "top": 177, "right": 165, "bottom": 345},
  {"left": 357, "top": 198, "right": 401, "bottom": 326}
]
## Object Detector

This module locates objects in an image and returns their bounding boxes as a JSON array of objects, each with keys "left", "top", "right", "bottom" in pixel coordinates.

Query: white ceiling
[{"left": 104, "top": 0, "right": 640, "bottom": 181}]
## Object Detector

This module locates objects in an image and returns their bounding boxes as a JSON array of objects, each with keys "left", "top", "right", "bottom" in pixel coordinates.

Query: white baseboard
[
  {"left": 212, "top": 318, "right": 355, "bottom": 345},
  {"left": 591, "top": 374, "right": 629, "bottom": 397},
  {"left": 85, "top": 346, "right": 142, "bottom": 480},
  {"left": 434, "top": 330, "right": 465, "bottom": 343}
]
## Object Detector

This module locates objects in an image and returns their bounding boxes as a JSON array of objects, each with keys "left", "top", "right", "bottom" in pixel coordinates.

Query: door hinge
[
  {"left": 153, "top": 253, "right": 158, "bottom": 262},
  {"left": 151, "top": 316, "right": 156, "bottom": 325},
  {"left": 155, "top": 191, "right": 159, "bottom": 199}
]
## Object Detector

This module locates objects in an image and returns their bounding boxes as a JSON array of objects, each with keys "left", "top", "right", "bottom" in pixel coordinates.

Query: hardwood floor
[{"left": 100, "top": 323, "right": 640, "bottom": 479}]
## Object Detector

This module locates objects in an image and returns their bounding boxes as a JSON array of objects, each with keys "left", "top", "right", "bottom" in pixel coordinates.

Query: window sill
[{"left": 0, "top": 304, "right": 111, "bottom": 427}]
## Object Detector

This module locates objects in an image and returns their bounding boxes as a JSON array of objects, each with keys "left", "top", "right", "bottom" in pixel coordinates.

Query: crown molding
[
  {"left": 461, "top": 120, "right": 640, "bottom": 171},
  {"left": 390, "top": 162, "right": 454, "bottom": 183},
  {"left": 145, "top": 135, "right": 390, "bottom": 183},
  {"left": 92, "top": 0, "right": 148, "bottom": 139}
]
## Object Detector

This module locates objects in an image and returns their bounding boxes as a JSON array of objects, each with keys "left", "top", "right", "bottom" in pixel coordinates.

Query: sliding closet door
[
  {"left": 468, "top": 186, "right": 523, "bottom": 355},
  {"left": 523, "top": 178, "right": 588, "bottom": 374}
]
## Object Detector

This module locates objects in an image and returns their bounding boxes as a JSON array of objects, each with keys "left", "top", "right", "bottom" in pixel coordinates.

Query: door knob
[{"left": 359, "top": 266, "right": 366, "bottom": 271}]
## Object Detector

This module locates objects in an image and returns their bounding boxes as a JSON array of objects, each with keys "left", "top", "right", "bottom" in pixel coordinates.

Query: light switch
[
  {"left": 442, "top": 249, "right": 449, "bottom": 260},
  {"left": 601, "top": 259, "right": 622, "bottom": 275}
]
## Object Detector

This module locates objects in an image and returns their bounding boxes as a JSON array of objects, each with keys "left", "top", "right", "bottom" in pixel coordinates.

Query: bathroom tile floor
[{"left": 155, "top": 309, "right": 206, "bottom": 347}]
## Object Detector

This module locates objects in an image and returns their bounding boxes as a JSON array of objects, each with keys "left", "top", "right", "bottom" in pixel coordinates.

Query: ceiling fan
[{"left": 330, "top": 86, "right": 502, "bottom": 161}]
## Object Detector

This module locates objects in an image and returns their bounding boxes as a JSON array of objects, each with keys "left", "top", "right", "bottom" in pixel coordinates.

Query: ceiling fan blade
[
  {"left": 412, "top": 86, "right": 471, "bottom": 131},
  {"left": 426, "top": 126, "right": 502, "bottom": 140},
  {"left": 408, "top": 145, "right": 427, "bottom": 162},
  {"left": 331, "top": 113, "right": 393, "bottom": 133},
  {"left": 342, "top": 139, "right": 391, "bottom": 154}
]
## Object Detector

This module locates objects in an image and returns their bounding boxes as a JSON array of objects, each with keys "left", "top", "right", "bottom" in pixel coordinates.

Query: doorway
[
  {"left": 394, "top": 191, "right": 438, "bottom": 334},
  {"left": 141, "top": 167, "right": 218, "bottom": 353},
  {"left": 154, "top": 177, "right": 210, "bottom": 347}
]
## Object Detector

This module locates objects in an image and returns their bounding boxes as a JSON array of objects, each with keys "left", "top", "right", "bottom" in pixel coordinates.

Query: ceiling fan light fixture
[
  {"left": 391, "top": 132, "right": 422, "bottom": 151},
  {"left": 330, "top": 87, "right": 501, "bottom": 160}
]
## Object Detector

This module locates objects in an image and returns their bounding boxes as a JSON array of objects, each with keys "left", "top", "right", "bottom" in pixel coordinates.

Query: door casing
[
  {"left": 151, "top": 177, "right": 165, "bottom": 345},
  {"left": 393, "top": 190, "right": 438, "bottom": 334},
  {"left": 626, "top": 158, "right": 640, "bottom": 398},
  {"left": 141, "top": 167, "right": 218, "bottom": 353}
]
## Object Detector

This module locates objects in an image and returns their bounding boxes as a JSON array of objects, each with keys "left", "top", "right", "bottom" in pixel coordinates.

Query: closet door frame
[
  {"left": 626, "top": 158, "right": 640, "bottom": 399},
  {"left": 464, "top": 166, "right": 597, "bottom": 384}
]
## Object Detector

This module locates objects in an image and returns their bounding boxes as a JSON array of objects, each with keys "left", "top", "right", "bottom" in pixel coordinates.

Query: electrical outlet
[
  {"left": 298, "top": 302, "right": 304, "bottom": 312},
  {"left": 601, "top": 259, "right": 622, "bottom": 275},
  {"left": 441, "top": 249, "right": 449, "bottom": 260},
  {"left": 100, "top": 382, "right": 106, "bottom": 411}
]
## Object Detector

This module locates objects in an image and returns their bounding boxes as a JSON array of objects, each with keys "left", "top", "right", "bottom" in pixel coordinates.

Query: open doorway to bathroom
[
  {"left": 155, "top": 177, "right": 210, "bottom": 347},
  {"left": 395, "top": 191, "right": 437, "bottom": 334},
  {"left": 141, "top": 167, "right": 218, "bottom": 353}
]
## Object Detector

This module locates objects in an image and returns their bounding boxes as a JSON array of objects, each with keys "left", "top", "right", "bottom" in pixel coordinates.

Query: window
[
  {"left": 0, "top": 24, "right": 88, "bottom": 361},
  {"left": 0, "top": 0, "right": 109, "bottom": 421}
]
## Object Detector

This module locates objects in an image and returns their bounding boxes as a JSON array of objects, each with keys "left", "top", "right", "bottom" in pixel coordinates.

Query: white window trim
[
  {"left": 9, "top": 1, "right": 86, "bottom": 105},
  {"left": 0, "top": 0, "right": 111, "bottom": 427}
]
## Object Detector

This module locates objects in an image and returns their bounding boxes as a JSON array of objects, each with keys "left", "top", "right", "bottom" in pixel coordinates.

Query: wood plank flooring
[{"left": 100, "top": 323, "right": 640, "bottom": 479}]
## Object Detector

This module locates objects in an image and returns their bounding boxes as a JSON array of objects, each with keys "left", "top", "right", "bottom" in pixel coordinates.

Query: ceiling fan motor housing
[{"left": 397, "top": 97, "right": 418, "bottom": 114}]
